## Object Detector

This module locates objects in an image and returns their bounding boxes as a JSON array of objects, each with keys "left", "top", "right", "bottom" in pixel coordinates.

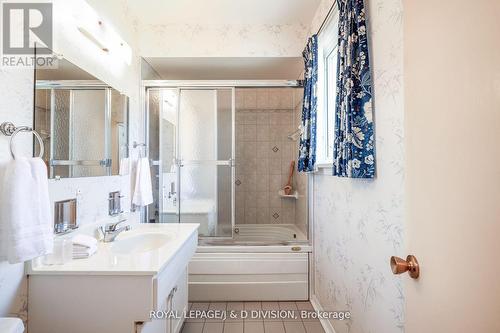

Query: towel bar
[{"left": 0, "top": 121, "right": 44, "bottom": 159}]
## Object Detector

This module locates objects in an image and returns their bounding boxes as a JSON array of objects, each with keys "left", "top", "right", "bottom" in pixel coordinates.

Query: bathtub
[
  {"left": 199, "top": 224, "right": 308, "bottom": 245},
  {"left": 189, "top": 224, "right": 311, "bottom": 301}
]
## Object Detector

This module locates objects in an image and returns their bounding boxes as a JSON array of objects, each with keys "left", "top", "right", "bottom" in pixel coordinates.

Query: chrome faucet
[{"left": 99, "top": 219, "right": 131, "bottom": 242}]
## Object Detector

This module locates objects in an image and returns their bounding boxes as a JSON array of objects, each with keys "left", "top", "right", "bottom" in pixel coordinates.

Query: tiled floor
[{"left": 181, "top": 301, "right": 325, "bottom": 333}]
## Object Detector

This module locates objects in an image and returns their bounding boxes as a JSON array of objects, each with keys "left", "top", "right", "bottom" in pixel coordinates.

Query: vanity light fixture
[{"left": 77, "top": 26, "right": 109, "bottom": 53}]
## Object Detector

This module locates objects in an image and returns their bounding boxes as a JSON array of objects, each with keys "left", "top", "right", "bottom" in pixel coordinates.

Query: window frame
[{"left": 316, "top": 9, "right": 339, "bottom": 167}]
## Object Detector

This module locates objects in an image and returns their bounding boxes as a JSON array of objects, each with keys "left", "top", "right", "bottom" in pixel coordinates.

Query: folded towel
[
  {"left": 0, "top": 158, "right": 53, "bottom": 264},
  {"left": 71, "top": 234, "right": 98, "bottom": 259},
  {"left": 73, "top": 244, "right": 97, "bottom": 259},
  {"left": 132, "top": 157, "right": 153, "bottom": 207},
  {"left": 72, "top": 234, "right": 98, "bottom": 249}
]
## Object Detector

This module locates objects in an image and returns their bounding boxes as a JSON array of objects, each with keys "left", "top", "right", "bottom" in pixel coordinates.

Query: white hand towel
[
  {"left": 132, "top": 157, "right": 153, "bottom": 207},
  {"left": 119, "top": 157, "right": 130, "bottom": 176},
  {"left": 0, "top": 158, "right": 53, "bottom": 264}
]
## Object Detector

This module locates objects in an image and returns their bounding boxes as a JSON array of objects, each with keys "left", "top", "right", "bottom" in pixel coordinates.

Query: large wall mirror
[{"left": 34, "top": 51, "right": 129, "bottom": 179}]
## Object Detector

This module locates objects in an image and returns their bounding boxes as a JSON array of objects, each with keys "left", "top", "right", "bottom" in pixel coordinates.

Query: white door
[{"left": 403, "top": 1, "right": 500, "bottom": 332}]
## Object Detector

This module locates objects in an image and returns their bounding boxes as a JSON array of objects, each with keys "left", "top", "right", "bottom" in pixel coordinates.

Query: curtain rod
[{"left": 316, "top": 1, "right": 338, "bottom": 35}]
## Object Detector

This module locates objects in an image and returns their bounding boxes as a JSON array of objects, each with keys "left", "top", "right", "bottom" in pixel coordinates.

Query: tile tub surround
[
  {"left": 235, "top": 88, "right": 304, "bottom": 226},
  {"left": 182, "top": 301, "right": 325, "bottom": 333}
]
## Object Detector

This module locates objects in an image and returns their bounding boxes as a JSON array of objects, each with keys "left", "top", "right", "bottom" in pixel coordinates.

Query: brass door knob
[{"left": 390, "top": 255, "right": 420, "bottom": 279}]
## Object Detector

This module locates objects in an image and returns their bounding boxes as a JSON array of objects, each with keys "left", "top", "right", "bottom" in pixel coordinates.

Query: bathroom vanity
[{"left": 27, "top": 223, "right": 198, "bottom": 333}]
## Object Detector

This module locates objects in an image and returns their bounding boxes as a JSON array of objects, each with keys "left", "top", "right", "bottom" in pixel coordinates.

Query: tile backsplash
[
  {"left": 235, "top": 88, "right": 304, "bottom": 226},
  {"left": 48, "top": 175, "right": 135, "bottom": 229}
]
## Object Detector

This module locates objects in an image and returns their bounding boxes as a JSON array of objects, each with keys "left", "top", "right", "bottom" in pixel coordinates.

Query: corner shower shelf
[{"left": 278, "top": 190, "right": 299, "bottom": 199}]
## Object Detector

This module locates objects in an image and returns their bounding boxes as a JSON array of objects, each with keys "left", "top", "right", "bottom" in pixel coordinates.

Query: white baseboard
[{"left": 310, "top": 294, "right": 337, "bottom": 333}]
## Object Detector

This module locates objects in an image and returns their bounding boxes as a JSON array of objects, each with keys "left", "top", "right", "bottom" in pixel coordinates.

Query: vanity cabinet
[
  {"left": 28, "top": 224, "right": 198, "bottom": 333},
  {"left": 140, "top": 269, "right": 188, "bottom": 333}
]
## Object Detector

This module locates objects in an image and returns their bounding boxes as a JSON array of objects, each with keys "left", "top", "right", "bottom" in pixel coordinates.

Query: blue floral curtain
[
  {"left": 298, "top": 35, "right": 318, "bottom": 172},
  {"left": 333, "top": 0, "right": 375, "bottom": 178}
]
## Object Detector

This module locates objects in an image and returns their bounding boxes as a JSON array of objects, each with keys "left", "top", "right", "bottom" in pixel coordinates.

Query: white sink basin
[{"left": 111, "top": 233, "right": 170, "bottom": 254}]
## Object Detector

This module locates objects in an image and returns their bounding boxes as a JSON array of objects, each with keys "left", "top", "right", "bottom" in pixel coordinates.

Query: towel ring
[{"left": 0, "top": 122, "right": 44, "bottom": 159}]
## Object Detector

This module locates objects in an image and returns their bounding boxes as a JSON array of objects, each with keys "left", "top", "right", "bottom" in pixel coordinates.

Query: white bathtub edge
[{"left": 196, "top": 245, "right": 312, "bottom": 253}]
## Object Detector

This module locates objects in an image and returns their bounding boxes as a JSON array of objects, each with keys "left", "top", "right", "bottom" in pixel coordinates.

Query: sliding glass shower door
[{"left": 149, "top": 88, "right": 235, "bottom": 238}]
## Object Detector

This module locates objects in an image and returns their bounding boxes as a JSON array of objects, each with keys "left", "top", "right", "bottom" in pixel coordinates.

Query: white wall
[
  {"left": 0, "top": 67, "right": 33, "bottom": 323},
  {"left": 0, "top": 0, "right": 141, "bottom": 324},
  {"left": 310, "top": 1, "right": 405, "bottom": 333}
]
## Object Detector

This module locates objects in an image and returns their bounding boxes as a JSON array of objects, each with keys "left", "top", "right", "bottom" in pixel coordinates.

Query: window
[{"left": 316, "top": 10, "right": 339, "bottom": 166}]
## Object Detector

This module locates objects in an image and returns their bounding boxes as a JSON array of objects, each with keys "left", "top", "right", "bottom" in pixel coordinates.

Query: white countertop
[{"left": 28, "top": 223, "right": 199, "bottom": 276}]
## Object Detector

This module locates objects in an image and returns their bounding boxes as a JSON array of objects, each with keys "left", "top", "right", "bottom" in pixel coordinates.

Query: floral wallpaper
[
  {"left": 310, "top": 0, "right": 405, "bottom": 332},
  {"left": 89, "top": 0, "right": 312, "bottom": 58},
  {"left": 138, "top": 23, "right": 310, "bottom": 57}
]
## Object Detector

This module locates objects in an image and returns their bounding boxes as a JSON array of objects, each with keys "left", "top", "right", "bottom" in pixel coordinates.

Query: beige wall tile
[
  {"left": 268, "top": 90, "right": 281, "bottom": 109},
  {"left": 256, "top": 174, "right": 269, "bottom": 191},
  {"left": 269, "top": 207, "right": 282, "bottom": 224},
  {"left": 234, "top": 88, "right": 305, "bottom": 229},
  {"left": 269, "top": 112, "right": 281, "bottom": 125},
  {"left": 245, "top": 191, "right": 257, "bottom": 208},
  {"left": 269, "top": 177, "right": 282, "bottom": 192},
  {"left": 246, "top": 173, "right": 257, "bottom": 192},
  {"left": 279, "top": 89, "right": 295, "bottom": 109},
  {"left": 243, "top": 89, "right": 257, "bottom": 109},
  {"left": 256, "top": 191, "right": 270, "bottom": 207},
  {"left": 256, "top": 207, "right": 269, "bottom": 224},
  {"left": 256, "top": 89, "right": 269, "bottom": 109},
  {"left": 256, "top": 111, "right": 270, "bottom": 124},
  {"left": 269, "top": 158, "right": 282, "bottom": 175},
  {"left": 257, "top": 158, "right": 270, "bottom": 175},
  {"left": 256, "top": 125, "right": 270, "bottom": 141},
  {"left": 256, "top": 142, "right": 270, "bottom": 158},
  {"left": 245, "top": 207, "right": 257, "bottom": 224},
  {"left": 235, "top": 91, "right": 244, "bottom": 110},
  {"left": 242, "top": 124, "right": 257, "bottom": 141}
]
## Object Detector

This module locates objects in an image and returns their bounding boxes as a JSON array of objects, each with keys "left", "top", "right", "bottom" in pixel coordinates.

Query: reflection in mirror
[{"left": 34, "top": 53, "right": 129, "bottom": 179}]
